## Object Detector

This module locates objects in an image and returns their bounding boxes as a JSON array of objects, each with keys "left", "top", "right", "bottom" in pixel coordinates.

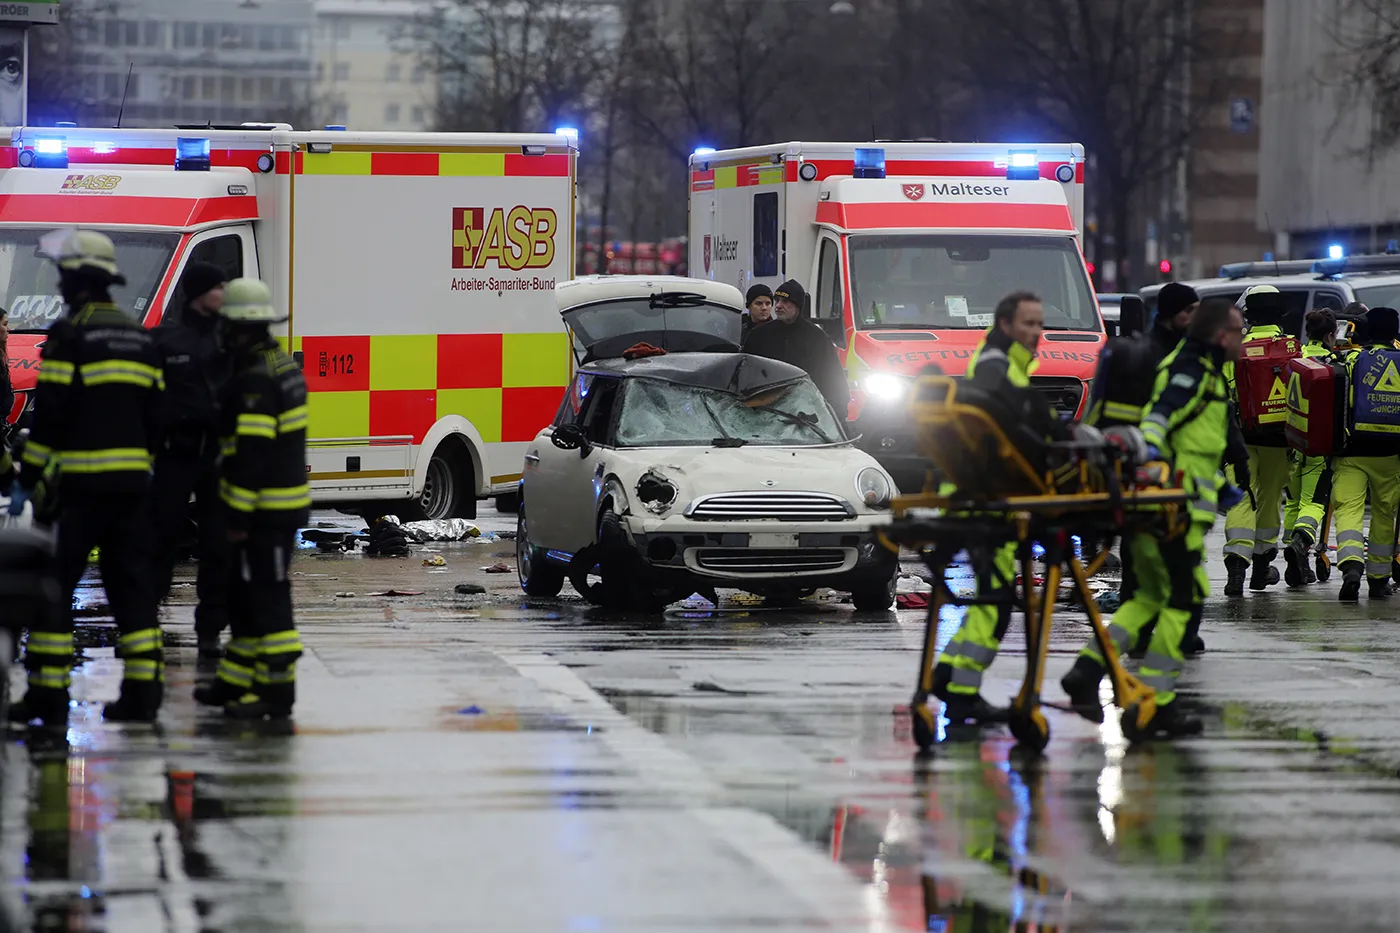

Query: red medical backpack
[
  {"left": 1284, "top": 356, "right": 1346, "bottom": 456},
  {"left": 1236, "top": 334, "right": 1300, "bottom": 443}
]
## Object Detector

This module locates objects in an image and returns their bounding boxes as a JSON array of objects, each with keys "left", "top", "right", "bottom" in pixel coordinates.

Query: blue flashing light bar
[
  {"left": 1327, "top": 243, "right": 1345, "bottom": 260},
  {"left": 692, "top": 146, "right": 716, "bottom": 158},
  {"left": 554, "top": 126, "right": 580, "bottom": 140},
  {"left": 853, "top": 147, "right": 885, "bottom": 179},
  {"left": 324, "top": 124, "right": 347, "bottom": 131},
  {"left": 32, "top": 136, "right": 67, "bottom": 169},
  {"left": 175, "top": 136, "right": 211, "bottom": 172},
  {"left": 1006, "top": 149, "right": 1039, "bottom": 180}
]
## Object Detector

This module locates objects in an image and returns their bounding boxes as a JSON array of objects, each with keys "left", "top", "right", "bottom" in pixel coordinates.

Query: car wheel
[
  {"left": 597, "top": 509, "right": 672, "bottom": 612},
  {"left": 517, "top": 502, "right": 564, "bottom": 597},
  {"left": 851, "top": 575, "right": 896, "bottom": 612}
]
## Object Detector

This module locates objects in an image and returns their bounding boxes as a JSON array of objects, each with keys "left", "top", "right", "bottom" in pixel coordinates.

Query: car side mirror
[
  {"left": 1119, "top": 295, "right": 1147, "bottom": 337},
  {"left": 551, "top": 422, "right": 592, "bottom": 455}
]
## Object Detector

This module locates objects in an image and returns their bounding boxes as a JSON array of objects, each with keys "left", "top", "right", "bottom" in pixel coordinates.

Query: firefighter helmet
[
  {"left": 42, "top": 228, "right": 125, "bottom": 283},
  {"left": 219, "top": 277, "right": 284, "bottom": 323}
]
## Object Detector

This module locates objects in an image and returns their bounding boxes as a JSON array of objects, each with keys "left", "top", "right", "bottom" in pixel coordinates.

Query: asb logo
[
  {"left": 452, "top": 206, "right": 557, "bottom": 271},
  {"left": 702, "top": 235, "right": 712, "bottom": 274},
  {"left": 60, "top": 174, "right": 121, "bottom": 192},
  {"left": 902, "top": 183, "right": 925, "bottom": 201}
]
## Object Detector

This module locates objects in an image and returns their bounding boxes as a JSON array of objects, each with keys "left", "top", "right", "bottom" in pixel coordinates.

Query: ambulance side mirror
[{"left": 1119, "top": 296, "right": 1147, "bottom": 338}]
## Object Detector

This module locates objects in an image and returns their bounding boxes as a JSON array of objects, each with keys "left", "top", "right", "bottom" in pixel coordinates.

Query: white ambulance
[
  {"left": 0, "top": 124, "right": 577, "bottom": 519},
  {"left": 689, "top": 141, "right": 1101, "bottom": 491}
]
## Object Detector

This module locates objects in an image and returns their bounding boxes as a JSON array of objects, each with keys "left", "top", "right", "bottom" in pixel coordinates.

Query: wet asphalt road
[{"left": 5, "top": 513, "right": 1400, "bottom": 931}]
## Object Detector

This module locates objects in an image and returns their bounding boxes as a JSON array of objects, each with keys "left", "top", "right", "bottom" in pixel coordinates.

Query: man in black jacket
[
  {"left": 741, "top": 279, "right": 850, "bottom": 418},
  {"left": 150, "top": 262, "right": 233, "bottom": 659}
]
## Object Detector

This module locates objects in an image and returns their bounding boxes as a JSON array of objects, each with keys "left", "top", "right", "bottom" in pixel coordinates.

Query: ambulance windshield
[
  {"left": 0, "top": 229, "right": 178, "bottom": 332},
  {"left": 847, "top": 234, "right": 1099, "bottom": 332}
]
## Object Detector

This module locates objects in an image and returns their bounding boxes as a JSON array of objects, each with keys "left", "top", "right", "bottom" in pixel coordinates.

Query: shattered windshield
[
  {"left": 848, "top": 233, "right": 1099, "bottom": 332},
  {"left": 615, "top": 377, "right": 844, "bottom": 447},
  {"left": 0, "top": 229, "right": 178, "bottom": 332}
]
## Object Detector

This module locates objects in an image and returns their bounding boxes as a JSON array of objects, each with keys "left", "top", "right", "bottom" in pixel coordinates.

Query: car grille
[
  {"left": 691, "top": 548, "right": 852, "bottom": 574},
  {"left": 1030, "top": 376, "right": 1085, "bottom": 420},
  {"left": 685, "top": 491, "right": 854, "bottom": 521}
]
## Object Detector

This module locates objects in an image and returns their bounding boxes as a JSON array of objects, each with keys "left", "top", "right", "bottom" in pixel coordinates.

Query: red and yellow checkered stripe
[
  {"left": 300, "top": 332, "right": 570, "bottom": 444},
  {"left": 275, "top": 149, "right": 571, "bottom": 177}
]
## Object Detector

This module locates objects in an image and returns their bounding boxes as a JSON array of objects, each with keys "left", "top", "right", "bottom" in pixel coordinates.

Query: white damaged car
[{"left": 516, "top": 275, "right": 899, "bottom": 611}]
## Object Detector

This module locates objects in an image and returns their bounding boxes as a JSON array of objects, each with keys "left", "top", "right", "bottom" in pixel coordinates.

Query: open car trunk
[{"left": 560, "top": 288, "right": 743, "bottom": 364}]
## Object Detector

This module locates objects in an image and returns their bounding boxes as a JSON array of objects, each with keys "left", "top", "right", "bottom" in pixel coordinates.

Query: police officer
[
  {"left": 9, "top": 229, "right": 165, "bottom": 731},
  {"left": 931, "top": 290, "right": 1071, "bottom": 723},
  {"left": 1223, "top": 285, "right": 1294, "bottom": 596},
  {"left": 1331, "top": 306, "right": 1400, "bottom": 602},
  {"left": 1062, "top": 298, "right": 1246, "bottom": 740},
  {"left": 1282, "top": 308, "right": 1336, "bottom": 586},
  {"left": 194, "top": 278, "right": 308, "bottom": 719},
  {"left": 150, "top": 262, "right": 232, "bottom": 658}
]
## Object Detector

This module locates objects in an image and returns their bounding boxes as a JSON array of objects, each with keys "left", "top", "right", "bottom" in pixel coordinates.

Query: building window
[
  {"left": 143, "top": 21, "right": 164, "bottom": 47},
  {"left": 411, "top": 105, "right": 425, "bottom": 125},
  {"left": 103, "top": 72, "right": 121, "bottom": 97},
  {"left": 201, "top": 76, "right": 217, "bottom": 101},
  {"left": 410, "top": 64, "right": 425, "bottom": 84},
  {"left": 385, "top": 102, "right": 400, "bottom": 123},
  {"left": 241, "top": 76, "right": 256, "bottom": 101},
  {"left": 386, "top": 62, "right": 401, "bottom": 82},
  {"left": 258, "top": 25, "right": 276, "bottom": 51},
  {"left": 104, "top": 20, "right": 120, "bottom": 45},
  {"left": 331, "top": 103, "right": 349, "bottom": 125},
  {"left": 182, "top": 76, "right": 197, "bottom": 100},
  {"left": 280, "top": 26, "right": 298, "bottom": 51},
  {"left": 333, "top": 18, "right": 350, "bottom": 39},
  {"left": 334, "top": 62, "right": 349, "bottom": 81},
  {"left": 202, "top": 23, "right": 218, "bottom": 48},
  {"left": 259, "top": 76, "right": 274, "bottom": 100},
  {"left": 316, "top": 61, "right": 325, "bottom": 82},
  {"left": 176, "top": 23, "right": 197, "bottom": 48},
  {"left": 221, "top": 76, "right": 235, "bottom": 100}
]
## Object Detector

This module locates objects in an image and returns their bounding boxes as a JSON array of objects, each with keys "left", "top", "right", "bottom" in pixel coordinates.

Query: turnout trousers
[
  {"left": 1284, "top": 454, "right": 1329, "bottom": 545},
  {"left": 149, "top": 443, "right": 229, "bottom": 638},
  {"left": 1223, "top": 446, "right": 1293, "bottom": 563},
  {"left": 213, "top": 527, "right": 303, "bottom": 710},
  {"left": 1331, "top": 455, "right": 1400, "bottom": 581},
  {"left": 1080, "top": 523, "right": 1204, "bottom": 708},
  {"left": 935, "top": 541, "right": 1016, "bottom": 696},
  {"left": 26, "top": 492, "right": 162, "bottom": 723}
]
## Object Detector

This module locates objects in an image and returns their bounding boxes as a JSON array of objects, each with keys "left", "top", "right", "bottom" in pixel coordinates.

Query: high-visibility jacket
[
  {"left": 1085, "top": 319, "right": 1182, "bottom": 428},
  {"left": 1141, "top": 335, "right": 1231, "bottom": 525},
  {"left": 19, "top": 301, "right": 163, "bottom": 496},
  {"left": 219, "top": 338, "right": 309, "bottom": 530},
  {"left": 1341, "top": 344, "right": 1400, "bottom": 457}
]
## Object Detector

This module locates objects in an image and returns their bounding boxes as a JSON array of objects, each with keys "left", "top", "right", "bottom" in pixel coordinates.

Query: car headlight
[
  {"left": 637, "top": 469, "right": 679, "bottom": 514},
  {"left": 860, "top": 371, "right": 910, "bottom": 402},
  {"left": 856, "top": 467, "right": 892, "bottom": 508}
]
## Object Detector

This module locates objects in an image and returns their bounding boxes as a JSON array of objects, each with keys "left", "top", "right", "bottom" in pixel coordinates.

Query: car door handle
[{"left": 524, "top": 452, "right": 541, "bottom": 464}]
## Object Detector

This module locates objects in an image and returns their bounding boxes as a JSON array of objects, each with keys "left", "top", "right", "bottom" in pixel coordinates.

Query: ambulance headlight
[
  {"left": 861, "top": 371, "right": 911, "bottom": 402},
  {"left": 856, "top": 468, "right": 893, "bottom": 509}
]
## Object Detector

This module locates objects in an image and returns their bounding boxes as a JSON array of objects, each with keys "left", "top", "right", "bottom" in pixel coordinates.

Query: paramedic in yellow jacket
[
  {"left": 1282, "top": 308, "right": 1336, "bottom": 587},
  {"left": 1222, "top": 285, "right": 1295, "bottom": 597}
]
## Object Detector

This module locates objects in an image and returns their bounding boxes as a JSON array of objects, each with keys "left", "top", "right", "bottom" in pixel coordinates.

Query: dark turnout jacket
[
  {"left": 741, "top": 318, "right": 850, "bottom": 417},
  {"left": 153, "top": 305, "right": 231, "bottom": 444}
]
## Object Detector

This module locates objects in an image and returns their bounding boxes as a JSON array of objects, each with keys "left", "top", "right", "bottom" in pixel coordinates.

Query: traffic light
[{"left": 1158, "top": 259, "right": 1172, "bottom": 275}]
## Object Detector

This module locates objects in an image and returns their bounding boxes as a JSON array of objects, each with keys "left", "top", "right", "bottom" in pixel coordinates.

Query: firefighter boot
[
  {"left": 1122, "top": 702, "right": 1203, "bottom": 743},
  {"left": 1181, "top": 606, "right": 1206, "bottom": 657},
  {"left": 15, "top": 687, "right": 69, "bottom": 743},
  {"left": 931, "top": 662, "right": 1008, "bottom": 725},
  {"left": 1249, "top": 551, "right": 1281, "bottom": 591},
  {"left": 193, "top": 679, "right": 245, "bottom": 708},
  {"left": 225, "top": 684, "right": 294, "bottom": 721},
  {"left": 1339, "top": 565, "right": 1363, "bottom": 603},
  {"left": 1369, "top": 577, "right": 1394, "bottom": 599},
  {"left": 103, "top": 680, "right": 163, "bottom": 724},
  {"left": 1060, "top": 656, "right": 1106, "bottom": 724},
  {"left": 1284, "top": 530, "right": 1317, "bottom": 587},
  {"left": 1224, "top": 556, "right": 1248, "bottom": 597}
]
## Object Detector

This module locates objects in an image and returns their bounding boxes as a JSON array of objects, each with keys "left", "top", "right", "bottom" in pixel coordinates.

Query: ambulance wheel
[
  {"left": 408, "top": 443, "right": 470, "bottom": 521},
  {"left": 1316, "top": 553, "right": 1331, "bottom": 582},
  {"left": 1008, "top": 707, "right": 1050, "bottom": 752},
  {"left": 517, "top": 502, "right": 564, "bottom": 597}
]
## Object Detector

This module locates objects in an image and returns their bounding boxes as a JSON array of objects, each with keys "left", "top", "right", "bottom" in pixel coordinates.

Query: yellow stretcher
[{"left": 878, "top": 376, "right": 1191, "bottom": 752}]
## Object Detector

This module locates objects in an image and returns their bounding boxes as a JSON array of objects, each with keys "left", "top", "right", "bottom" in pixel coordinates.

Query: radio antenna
[{"left": 116, "top": 63, "right": 134, "bottom": 128}]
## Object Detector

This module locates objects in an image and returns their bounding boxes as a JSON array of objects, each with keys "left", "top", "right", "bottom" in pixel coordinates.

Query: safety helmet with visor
[
  {"left": 218, "top": 277, "right": 285, "bottom": 324},
  {"left": 39, "top": 227, "right": 127, "bottom": 285}
]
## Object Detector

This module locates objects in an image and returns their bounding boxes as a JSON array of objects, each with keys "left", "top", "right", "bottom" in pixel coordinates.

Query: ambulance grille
[
  {"left": 1030, "top": 376, "right": 1085, "bottom": 420},
  {"left": 685, "top": 491, "right": 854, "bottom": 521}
]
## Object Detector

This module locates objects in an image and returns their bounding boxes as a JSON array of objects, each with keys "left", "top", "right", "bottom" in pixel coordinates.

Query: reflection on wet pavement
[{"left": 6, "top": 519, "right": 1400, "bottom": 931}]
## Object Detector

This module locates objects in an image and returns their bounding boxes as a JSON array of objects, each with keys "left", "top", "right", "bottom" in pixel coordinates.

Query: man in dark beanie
[
  {"left": 741, "top": 278, "right": 850, "bottom": 416},
  {"left": 149, "top": 261, "right": 234, "bottom": 658}
]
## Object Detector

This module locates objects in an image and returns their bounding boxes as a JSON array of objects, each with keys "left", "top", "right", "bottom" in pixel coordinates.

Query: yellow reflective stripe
[
  {"left": 37, "top": 367, "right": 73, "bottom": 385},
  {"left": 261, "top": 665, "right": 297, "bottom": 684},
  {"left": 220, "top": 479, "right": 257, "bottom": 512},
  {"left": 40, "top": 359, "right": 74, "bottom": 378},
  {"left": 122, "top": 658, "right": 161, "bottom": 681},
  {"left": 26, "top": 632, "right": 73, "bottom": 656},
  {"left": 225, "top": 637, "right": 259, "bottom": 661},
  {"left": 220, "top": 436, "right": 237, "bottom": 457},
  {"left": 1103, "top": 400, "right": 1144, "bottom": 422},
  {"left": 257, "top": 485, "right": 311, "bottom": 510},
  {"left": 216, "top": 657, "right": 255, "bottom": 688},
  {"left": 277, "top": 405, "right": 309, "bottom": 433},
  {"left": 60, "top": 448, "right": 153, "bottom": 473},
  {"left": 236, "top": 412, "right": 278, "bottom": 439},
  {"left": 259, "top": 631, "right": 304, "bottom": 655},
  {"left": 30, "top": 666, "right": 71, "bottom": 689},
  {"left": 79, "top": 360, "right": 162, "bottom": 388},
  {"left": 117, "top": 627, "right": 162, "bottom": 656}
]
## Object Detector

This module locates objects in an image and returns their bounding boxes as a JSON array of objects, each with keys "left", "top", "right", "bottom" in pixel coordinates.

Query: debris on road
[
  {"left": 482, "top": 562, "right": 511, "bottom": 573},
  {"left": 366, "top": 590, "right": 425, "bottom": 597},
  {"left": 400, "top": 519, "right": 481, "bottom": 542},
  {"left": 454, "top": 583, "right": 487, "bottom": 595},
  {"left": 896, "top": 593, "right": 929, "bottom": 610},
  {"left": 422, "top": 555, "right": 447, "bottom": 567},
  {"left": 365, "top": 519, "right": 411, "bottom": 557}
]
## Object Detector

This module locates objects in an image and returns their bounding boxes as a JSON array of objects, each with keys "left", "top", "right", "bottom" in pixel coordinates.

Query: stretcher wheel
[
  {"left": 1008, "top": 707, "right": 1049, "bottom": 752},
  {"left": 1316, "top": 553, "right": 1331, "bottom": 583},
  {"left": 911, "top": 702, "right": 937, "bottom": 751}
]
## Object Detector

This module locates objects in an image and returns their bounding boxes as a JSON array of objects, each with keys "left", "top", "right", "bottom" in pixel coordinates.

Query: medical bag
[
  {"left": 1349, "top": 347, "right": 1400, "bottom": 447},
  {"left": 1284, "top": 356, "right": 1346, "bottom": 456},
  {"left": 1235, "top": 334, "right": 1300, "bottom": 443}
]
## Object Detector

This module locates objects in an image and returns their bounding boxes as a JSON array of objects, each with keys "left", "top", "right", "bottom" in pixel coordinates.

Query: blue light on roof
[
  {"left": 175, "top": 136, "right": 211, "bottom": 172},
  {"left": 324, "top": 124, "right": 347, "bottom": 131},
  {"left": 692, "top": 146, "right": 716, "bottom": 158},
  {"left": 31, "top": 136, "right": 67, "bottom": 168},
  {"left": 554, "top": 126, "right": 580, "bottom": 140},
  {"left": 1328, "top": 243, "right": 1345, "bottom": 260},
  {"left": 853, "top": 147, "right": 885, "bottom": 179},
  {"left": 1006, "top": 149, "right": 1039, "bottom": 180}
]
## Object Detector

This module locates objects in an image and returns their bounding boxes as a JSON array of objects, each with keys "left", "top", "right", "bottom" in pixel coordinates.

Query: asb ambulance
[
  {"left": 0, "top": 124, "right": 576, "bottom": 519},
  {"left": 689, "top": 141, "right": 1101, "bottom": 490}
]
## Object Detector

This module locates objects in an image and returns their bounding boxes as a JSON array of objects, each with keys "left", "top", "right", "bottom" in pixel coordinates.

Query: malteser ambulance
[
  {"left": 0, "top": 124, "right": 576, "bottom": 519},
  {"left": 689, "top": 141, "right": 1101, "bottom": 490}
]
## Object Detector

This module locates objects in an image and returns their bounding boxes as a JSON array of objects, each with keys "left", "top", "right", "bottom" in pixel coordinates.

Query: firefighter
[
  {"left": 1282, "top": 308, "right": 1336, "bottom": 587},
  {"left": 149, "top": 262, "right": 233, "bottom": 658},
  {"left": 1222, "top": 285, "right": 1294, "bottom": 596},
  {"left": 194, "top": 278, "right": 308, "bottom": 719},
  {"left": 1331, "top": 306, "right": 1400, "bottom": 602},
  {"left": 1061, "top": 298, "right": 1246, "bottom": 740},
  {"left": 931, "top": 290, "right": 1072, "bottom": 724},
  {"left": 8, "top": 229, "right": 165, "bottom": 731}
]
